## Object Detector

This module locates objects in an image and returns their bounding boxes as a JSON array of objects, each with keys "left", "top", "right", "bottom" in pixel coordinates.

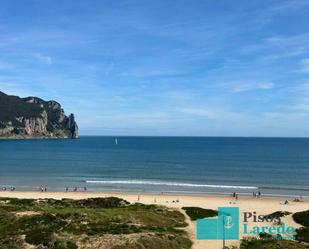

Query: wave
[
  {"left": 260, "top": 186, "right": 309, "bottom": 192},
  {"left": 85, "top": 180, "right": 258, "bottom": 190}
]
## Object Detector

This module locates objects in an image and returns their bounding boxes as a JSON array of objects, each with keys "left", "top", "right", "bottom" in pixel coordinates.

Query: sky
[{"left": 1, "top": 0, "right": 309, "bottom": 136}]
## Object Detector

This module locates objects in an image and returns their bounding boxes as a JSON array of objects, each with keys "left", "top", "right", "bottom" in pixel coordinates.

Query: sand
[{"left": 0, "top": 191, "right": 308, "bottom": 249}]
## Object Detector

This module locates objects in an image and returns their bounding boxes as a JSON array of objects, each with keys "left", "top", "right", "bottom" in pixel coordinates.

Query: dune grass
[
  {"left": 237, "top": 239, "right": 309, "bottom": 249},
  {"left": 0, "top": 197, "right": 192, "bottom": 249}
]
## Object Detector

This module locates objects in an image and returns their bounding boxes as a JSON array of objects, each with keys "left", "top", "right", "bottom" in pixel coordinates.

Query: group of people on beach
[
  {"left": 37, "top": 186, "right": 88, "bottom": 192},
  {"left": 1, "top": 186, "right": 90, "bottom": 192},
  {"left": 232, "top": 192, "right": 239, "bottom": 200},
  {"left": 66, "top": 186, "right": 87, "bottom": 192},
  {"left": 231, "top": 191, "right": 262, "bottom": 200},
  {"left": 2, "top": 186, "right": 90, "bottom": 192},
  {"left": 38, "top": 186, "right": 47, "bottom": 192},
  {"left": 1, "top": 186, "right": 15, "bottom": 191},
  {"left": 253, "top": 191, "right": 262, "bottom": 198},
  {"left": 293, "top": 196, "right": 303, "bottom": 202}
]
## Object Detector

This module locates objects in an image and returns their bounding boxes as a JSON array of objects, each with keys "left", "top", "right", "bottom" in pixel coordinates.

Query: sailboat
[{"left": 115, "top": 137, "right": 118, "bottom": 145}]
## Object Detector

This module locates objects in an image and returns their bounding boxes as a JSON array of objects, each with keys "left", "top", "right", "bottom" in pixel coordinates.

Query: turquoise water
[{"left": 0, "top": 136, "right": 309, "bottom": 197}]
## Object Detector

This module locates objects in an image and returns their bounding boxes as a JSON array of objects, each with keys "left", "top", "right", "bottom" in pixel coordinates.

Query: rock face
[{"left": 0, "top": 91, "right": 78, "bottom": 139}]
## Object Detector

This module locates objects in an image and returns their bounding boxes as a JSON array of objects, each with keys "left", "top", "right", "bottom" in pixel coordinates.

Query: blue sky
[{"left": 1, "top": 0, "right": 309, "bottom": 136}]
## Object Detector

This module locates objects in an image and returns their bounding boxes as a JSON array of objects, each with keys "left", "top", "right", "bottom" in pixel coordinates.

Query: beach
[{"left": 1, "top": 190, "right": 308, "bottom": 249}]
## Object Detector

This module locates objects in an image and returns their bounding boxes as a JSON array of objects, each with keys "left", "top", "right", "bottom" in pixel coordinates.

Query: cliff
[{"left": 0, "top": 91, "right": 78, "bottom": 139}]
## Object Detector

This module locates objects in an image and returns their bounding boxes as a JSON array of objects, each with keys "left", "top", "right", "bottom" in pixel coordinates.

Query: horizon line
[{"left": 78, "top": 135, "right": 309, "bottom": 139}]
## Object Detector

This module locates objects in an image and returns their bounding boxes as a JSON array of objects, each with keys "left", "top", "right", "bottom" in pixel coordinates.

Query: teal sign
[{"left": 197, "top": 207, "right": 239, "bottom": 240}]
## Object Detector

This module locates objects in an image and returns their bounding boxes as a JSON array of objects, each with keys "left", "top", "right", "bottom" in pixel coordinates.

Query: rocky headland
[{"left": 0, "top": 91, "right": 78, "bottom": 139}]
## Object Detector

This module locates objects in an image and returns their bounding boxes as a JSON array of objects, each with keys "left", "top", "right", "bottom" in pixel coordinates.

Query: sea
[{"left": 0, "top": 136, "right": 309, "bottom": 198}]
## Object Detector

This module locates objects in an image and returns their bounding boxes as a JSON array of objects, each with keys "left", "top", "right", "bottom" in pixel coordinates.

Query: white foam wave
[{"left": 85, "top": 180, "right": 258, "bottom": 190}]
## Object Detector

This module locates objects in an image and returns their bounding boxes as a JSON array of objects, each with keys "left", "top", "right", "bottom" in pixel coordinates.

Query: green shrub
[
  {"left": 239, "top": 238, "right": 309, "bottom": 249},
  {"left": 25, "top": 227, "right": 53, "bottom": 246},
  {"left": 52, "top": 240, "right": 67, "bottom": 249},
  {"left": 182, "top": 207, "right": 218, "bottom": 221},
  {"left": 295, "top": 227, "right": 309, "bottom": 243},
  {"left": 66, "top": 241, "right": 78, "bottom": 249},
  {"left": 293, "top": 210, "right": 309, "bottom": 227},
  {"left": 63, "top": 197, "right": 130, "bottom": 209},
  {"left": 265, "top": 211, "right": 291, "bottom": 219}
]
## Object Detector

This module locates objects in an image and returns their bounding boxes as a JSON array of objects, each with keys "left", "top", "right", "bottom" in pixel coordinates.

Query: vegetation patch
[
  {"left": 264, "top": 211, "right": 292, "bottom": 220},
  {"left": 182, "top": 206, "right": 218, "bottom": 221},
  {"left": 0, "top": 197, "right": 191, "bottom": 249},
  {"left": 295, "top": 227, "right": 309, "bottom": 243},
  {"left": 236, "top": 238, "right": 309, "bottom": 249},
  {"left": 293, "top": 210, "right": 309, "bottom": 227},
  {"left": 293, "top": 209, "right": 309, "bottom": 243}
]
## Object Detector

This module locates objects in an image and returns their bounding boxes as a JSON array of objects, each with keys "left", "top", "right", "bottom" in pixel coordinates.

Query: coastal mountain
[{"left": 0, "top": 91, "right": 78, "bottom": 139}]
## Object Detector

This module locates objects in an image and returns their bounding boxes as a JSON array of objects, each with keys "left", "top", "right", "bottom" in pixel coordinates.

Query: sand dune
[{"left": 0, "top": 191, "right": 308, "bottom": 249}]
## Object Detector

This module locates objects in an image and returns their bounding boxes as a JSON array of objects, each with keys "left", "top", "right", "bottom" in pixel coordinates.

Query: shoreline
[
  {"left": 0, "top": 189, "right": 308, "bottom": 202},
  {"left": 1, "top": 188, "right": 309, "bottom": 200}
]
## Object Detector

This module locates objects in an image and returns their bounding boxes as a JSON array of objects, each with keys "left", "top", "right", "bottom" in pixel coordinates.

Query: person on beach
[
  {"left": 66, "top": 187, "right": 69, "bottom": 192},
  {"left": 84, "top": 186, "right": 87, "bottom": 191},
  {"left": 74, "top": 187, "right": 77, "bottom": 192}
]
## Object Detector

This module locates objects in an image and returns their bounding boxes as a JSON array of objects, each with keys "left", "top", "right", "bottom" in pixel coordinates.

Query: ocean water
[{"left": 0, "top": 136, "right": 309, "bottom": 197}]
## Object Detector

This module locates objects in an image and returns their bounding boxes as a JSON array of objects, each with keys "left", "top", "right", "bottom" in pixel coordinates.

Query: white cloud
[
  {"left": 180, "top": 107, "right": 246, "bottom": 121},
  {"left": 230, "top": 82, "right": 274, "bottom": 93},
  {"left": 242, "top": 33, "right": 309, "bottom": 60},
  {"left": 266, "top": 33, "right": 309, "bottom": 46},
  {"left": 300, "top": 59, "right": 309, "bottom": 73},
  {"left": 181, "top": 108, "right": 216, "bottom": 118},
  {"left": 277, "top": 83, "right": 309, "bottom": 114},
  {"left": 34, "top": 53, "right": 53, "bottom": 64}
]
